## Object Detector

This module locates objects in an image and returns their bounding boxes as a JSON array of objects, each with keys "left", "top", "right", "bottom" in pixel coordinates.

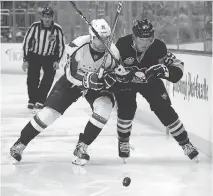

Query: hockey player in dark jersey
[
  {"left": 114, "top": 19, "right": 199, "bottom": 162},
  {"left": 9, "top": 19, "right": 127, "bottom": 166}
]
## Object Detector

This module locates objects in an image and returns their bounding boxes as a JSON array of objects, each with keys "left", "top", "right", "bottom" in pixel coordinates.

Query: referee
[{"left": 22, "top": 6, "right": 65, "bottom": 110}]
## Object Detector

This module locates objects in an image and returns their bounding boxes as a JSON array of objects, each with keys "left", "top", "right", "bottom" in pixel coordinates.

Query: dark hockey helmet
[
  {"left": 132, "top": 19, "right": 154, "bottom": 38},
  {"left": 41, "top": 6, "right": 54, "bottom": 16}
]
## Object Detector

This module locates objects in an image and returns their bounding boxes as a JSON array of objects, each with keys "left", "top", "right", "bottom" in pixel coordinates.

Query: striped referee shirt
[{"left": 23, "top": 20, "right": 65, "bottom": 62}]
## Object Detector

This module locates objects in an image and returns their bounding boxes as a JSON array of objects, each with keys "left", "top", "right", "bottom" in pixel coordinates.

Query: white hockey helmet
[{"left": 89, "top": 19, "right": 111, "bottom": 37}]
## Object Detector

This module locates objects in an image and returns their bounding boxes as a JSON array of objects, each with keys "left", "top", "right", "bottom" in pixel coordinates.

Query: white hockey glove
[
  {"left": 83, "top": 72, "right": 104, "bottom": 91},
  {"left": 145, "top": 64, "right": 169, "bottom": 80}
]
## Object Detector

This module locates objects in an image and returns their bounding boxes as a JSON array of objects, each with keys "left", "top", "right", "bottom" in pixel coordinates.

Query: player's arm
[
  {"left": 145, "top": 42, "right": 183, "bottom": 83},
  {"left": 22, "top": 23, "right": 37, "bottom": 62},
  {"left": 65, "top": 43, "right": 104, "bottom": 91},
  {"left": 159, "top": 50, "right": 184, "bottom": 83},
  {"left": 55, "top": 25, "right": 66, "bottom": 63},
  {"left": 59, "top": 41, "right": 78, "bottom": 70}
]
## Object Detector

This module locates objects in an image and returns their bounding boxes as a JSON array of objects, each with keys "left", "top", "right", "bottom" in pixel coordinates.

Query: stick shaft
[
  {"left": 98, "top": 1, "right": 123, "bottom": 78},
  {"left": 69, "top": 1, "right": 120, "bottom": 65}
]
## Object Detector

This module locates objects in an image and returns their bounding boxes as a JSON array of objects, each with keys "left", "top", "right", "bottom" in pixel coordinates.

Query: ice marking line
[{"left": 89, "top": 187, "right": 108, "bottom": 196}]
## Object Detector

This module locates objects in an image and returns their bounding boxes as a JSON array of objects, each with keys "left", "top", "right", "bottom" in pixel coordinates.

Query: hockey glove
[
  {"left": 22, "top": 61, "right": 29, "bottom": 72},
  {"left": 145, "top": 64, "right": 169, "bottom": 80},
  {"left": 103, "top": 72, "right": 117, "bottom": 89},
  {"left": 114, "top": 65, "right": 133, "bottom": 83},
  {"left": 83, "top": 72, "right": 104, "bottom": 91}
]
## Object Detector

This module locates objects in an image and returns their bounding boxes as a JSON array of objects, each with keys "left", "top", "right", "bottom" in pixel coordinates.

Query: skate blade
[
  {"left": 193, "top": 156, "right": 199, "bottom": 163},
  {"left": 123, "top": 158, "right": 127, "bottom": 164},
  {"left": 31, "top": 109, "right": 36, "bottom": 114},
  {"left": 71, "top": 164, "right": 87, "bottom": 175},
  {"left": 32, "top": 109, "right": 42, "bottom": 114},
  {"left": 72, "top": 157, "right": 88, "bottom": 166},
  {"left": 9, "top": 155, "right": 20, "bottom": 164}
]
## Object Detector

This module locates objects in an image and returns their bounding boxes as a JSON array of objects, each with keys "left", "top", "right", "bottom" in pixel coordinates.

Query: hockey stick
[
  {"left": 97, "top": 1, "right": 123, "bottom": 78},
  {"left": 69, "top": 1, "right": 120, "bottom": 67}
]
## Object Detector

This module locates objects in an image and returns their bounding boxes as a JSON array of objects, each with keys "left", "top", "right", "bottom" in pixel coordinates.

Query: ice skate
[
  {"left": 71, "top": 164, "right": 87, "bottom": 175},
  {"left": 10, "top": 139, "right": 26, "bottom": 162},
  {"left": 166, "top": 127, "right": 170, "bottom": 138},
  {"left": 182, "top": 142, "right": 199, "bottom": 162},
  {"left": 32, "top": 102, "right": 44, "bottom": 114},
  {"left": 72, "top": 142, "right": 90, "bottom": 166},
  {"left": 118, "top": 137, "right": 134, "bottom": 163},
  {"left": 27, "top": 103, "right": 34, "bottom": 110}
]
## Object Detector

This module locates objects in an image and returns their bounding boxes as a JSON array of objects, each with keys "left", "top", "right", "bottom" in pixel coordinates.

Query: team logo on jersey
[
  {"left": 124, "top": 57, "right": 134, "bottom": 65},
  {"left": 161, "top": 93, "right": 168, "bottom": 100},
  {"left": 93, "top": 55, "right": 99, "bottom": 61},
  {"left": 132, "top": 71, "right": 147, "bottom": 83},
  {"left": 48, "top": 34, "right": 56, "bottom": 42}
]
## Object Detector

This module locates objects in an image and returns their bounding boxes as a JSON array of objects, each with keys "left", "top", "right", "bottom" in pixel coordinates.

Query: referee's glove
[
  {"left": 22, "top": 61, "right": 29, "bottom": 72},
  {"left": 53, "top": 62, "right": 60, "bottom": 70}
]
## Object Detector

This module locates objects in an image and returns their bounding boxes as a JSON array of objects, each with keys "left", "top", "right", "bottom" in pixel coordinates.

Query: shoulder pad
[{"left": 72, "top": 35, "right": 90, "bottom": 47}]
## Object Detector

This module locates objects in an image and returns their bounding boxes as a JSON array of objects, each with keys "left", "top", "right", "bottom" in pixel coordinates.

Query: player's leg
[
  {"left": 141, "top": 80, "right": 199, "bottom": 160},
  {"left": 26, "top": 53, "right": 42, "bottom": 109},
  {"left": 10, "top": 75, "right": 82, "bottom": 162},
  {"left": 114, "top": 90, "right": 137, "bottom": 159},
  {"left": 72, "top": 90, "right": 114, "bottom": 166},
  {"left": 35, "top": 57, "right": 56, "bottom": 109}
]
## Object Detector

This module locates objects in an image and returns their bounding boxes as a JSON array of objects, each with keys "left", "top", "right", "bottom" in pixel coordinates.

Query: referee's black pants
[{"left": 27, "top": 52, "right": 56, "bottom": 105}]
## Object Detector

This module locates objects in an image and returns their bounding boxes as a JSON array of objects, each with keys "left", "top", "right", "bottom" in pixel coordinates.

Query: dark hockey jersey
[{"left": 116, "top": 34, "right": 184, "bottom": 83}]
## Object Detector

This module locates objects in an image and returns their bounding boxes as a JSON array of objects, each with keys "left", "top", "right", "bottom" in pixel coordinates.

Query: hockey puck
[{"left": 123, "top": 177, "right": 131, "bottom": 187}]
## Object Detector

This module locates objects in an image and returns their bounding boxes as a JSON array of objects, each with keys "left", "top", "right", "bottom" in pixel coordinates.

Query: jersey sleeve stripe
[{"left": 22, "top": 24, "right": 36, "bottom": 59}]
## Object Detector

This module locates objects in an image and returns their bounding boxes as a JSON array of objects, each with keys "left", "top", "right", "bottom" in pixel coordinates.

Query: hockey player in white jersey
[{"left": 10, "top": 19, "right": 128, "bottom": 166}]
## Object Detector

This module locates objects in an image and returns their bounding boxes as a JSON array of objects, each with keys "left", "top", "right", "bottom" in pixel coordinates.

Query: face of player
[
  {"left": 42, "top": 14, "right": 53, "bottom": 28},
  {"left": 133, "top": 35, "right": 154, "bottom": 52},
  {"left": 91, "top": 36, "right": 110, "bottom": 52}
]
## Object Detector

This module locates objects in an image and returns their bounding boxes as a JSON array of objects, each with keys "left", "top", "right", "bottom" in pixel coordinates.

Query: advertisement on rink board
[
  {"left": 1, "top": 43, "right": 23, "bottom": 73},
  {"left": 0, "top": 43, "right": 64, "bottom": 76},
  {"left": 172, "top": 73, "right": 208, "bottom": 101},
  {"left": 162, "top": 52, "right": 212, "bottom": 156}
]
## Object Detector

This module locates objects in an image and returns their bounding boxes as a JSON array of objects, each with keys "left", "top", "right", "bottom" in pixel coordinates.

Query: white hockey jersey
[{"left": 61, "top": 35, "right": 120, "bottom": 87}]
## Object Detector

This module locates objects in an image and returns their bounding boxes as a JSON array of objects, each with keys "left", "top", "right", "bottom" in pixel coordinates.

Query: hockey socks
[
  {"left": 167, "top": 119, "right": 189, "bottom": 146},
  {"left": 117, "top": 118, "right": 132, "bottom": 139},
  {"left": 79, "top": 121, "right": 102, "bottom": 145},
  {"left": 19, "top": 122, "right": 40, "bottom": 146}
]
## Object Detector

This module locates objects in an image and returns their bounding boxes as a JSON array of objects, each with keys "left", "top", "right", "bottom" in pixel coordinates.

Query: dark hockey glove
[
  {"left": 145, "top": 64, "right": 169, "bottom": 80},
  {"left": 103, "top": 72, "right": 117, "bottom": 89},
  {"left": 83, "top": 72, "right": 104, "bottom": 91},
  {"left": 114, "top": 65, "right": 133, "bottom": 83}
]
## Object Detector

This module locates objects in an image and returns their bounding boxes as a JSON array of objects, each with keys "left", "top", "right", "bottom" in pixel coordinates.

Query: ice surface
[{"left": 1, "top": 74, "right": 212, "bottom": 196}]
